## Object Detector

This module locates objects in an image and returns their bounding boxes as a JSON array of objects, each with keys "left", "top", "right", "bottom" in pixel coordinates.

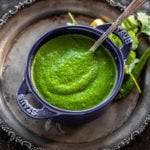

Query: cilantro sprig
[
  {"left": 110, "top": 12, "right": 150, "bottom": 94},
  {"left": 122, "top": 12, "right": 150, "bottom": 93}
]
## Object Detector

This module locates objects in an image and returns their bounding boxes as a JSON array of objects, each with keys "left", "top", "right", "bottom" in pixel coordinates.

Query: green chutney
[{"left": 31, "top": 34, "right": 117, "bottom": 111}]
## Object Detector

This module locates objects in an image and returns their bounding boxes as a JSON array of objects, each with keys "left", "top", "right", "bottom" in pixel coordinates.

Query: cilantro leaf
[
  {"left": 109, "top": 33, "right": 122, "bottom": 48},
  {"left": 128, "top": 31, "right": 139, "bottom": 51},
  {"left": 121, "top": 15, "right": 138, "bottom": 33},
  {"left": 126, "top": 51, "right": 137, "bottom": 66},
  {"left": 137, "top": 12, "right": 150, "bottom": 36}
]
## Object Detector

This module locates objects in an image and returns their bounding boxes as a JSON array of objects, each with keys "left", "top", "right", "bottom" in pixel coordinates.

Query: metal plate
[{"left": 0, "top": 0, "right": 150, "bottom": 149}]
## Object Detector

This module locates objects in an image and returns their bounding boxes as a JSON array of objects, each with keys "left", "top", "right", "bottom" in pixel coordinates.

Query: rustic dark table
[{"left": 0, "top": 0, "right": 150, "bottom": 150}]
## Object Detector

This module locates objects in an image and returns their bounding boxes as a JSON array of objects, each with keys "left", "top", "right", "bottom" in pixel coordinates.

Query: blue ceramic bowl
[{"left": 16, "top": 23, "right": 132, "bottom": 124}]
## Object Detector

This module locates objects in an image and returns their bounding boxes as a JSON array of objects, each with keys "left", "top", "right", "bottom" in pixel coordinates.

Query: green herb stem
[
  {"left": 117, "top": 47, "right": 150, "bottom": 99},
  {"left": 129, "top": 71, "right": 141, "bottom": 93},
  {"left": 68, "top": 12, "right": 78, "bottom": 25}
]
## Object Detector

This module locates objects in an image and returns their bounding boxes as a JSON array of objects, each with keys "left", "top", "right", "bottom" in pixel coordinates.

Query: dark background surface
[{"left": 0, "top": 0, "right": 150, "bottom": 149}]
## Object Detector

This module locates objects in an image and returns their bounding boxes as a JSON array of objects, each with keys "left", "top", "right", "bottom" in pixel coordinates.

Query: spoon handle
[{"left": 89, "top": 0, "right": 147, "bottom": 52}]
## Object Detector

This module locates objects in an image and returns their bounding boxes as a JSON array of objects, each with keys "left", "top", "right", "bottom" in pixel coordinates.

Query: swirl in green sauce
[{"left": 31, "top": 34, "right": 117, "bottom": 111}]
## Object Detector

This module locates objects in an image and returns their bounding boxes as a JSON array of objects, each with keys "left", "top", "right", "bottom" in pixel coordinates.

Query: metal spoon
[{"left": 89, "top": 0, "right": 147, "bottom": 52}]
